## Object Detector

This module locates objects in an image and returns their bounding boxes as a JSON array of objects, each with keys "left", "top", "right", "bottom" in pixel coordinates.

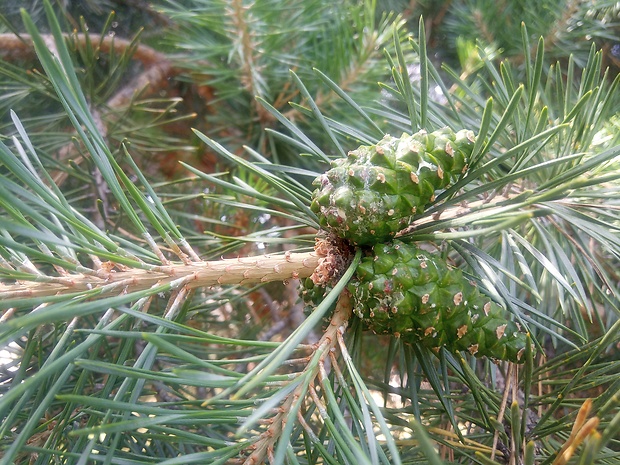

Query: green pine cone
[
  {"left": 310, "top": 128, "right": 475, "bottom": 245},
  {"left": 347, "top": 240, "right": 531, "bottom": 363}
]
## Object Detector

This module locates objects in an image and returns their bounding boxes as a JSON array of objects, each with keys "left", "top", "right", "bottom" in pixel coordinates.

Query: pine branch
[
  {"left": 1, "top": 3, "right": 619, "bottom": 464},
  {"left": 226, "top": 0, "right": 268, "bottom": 122},
  {"left": 0, "top": 32, "right": 169, "bottom": 69},
  {"left": 240, "top": 289, "right": 353, "bottom": 465},
  {"left": 1, "top": 30, "right": 180, "bottom": 109},
  {"left": 0, "top": 30, "right": 189, "bottom": 190},
  {"left": 0, "top": 187, "right": 534, "bottom": 304},
  {"left": 0, "top": 251, "right": 320, "bottom": 301}
]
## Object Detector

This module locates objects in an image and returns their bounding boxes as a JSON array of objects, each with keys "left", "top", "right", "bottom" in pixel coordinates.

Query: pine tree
[{"left": 0, "top": 1, "right": 619, "bottom": 464}]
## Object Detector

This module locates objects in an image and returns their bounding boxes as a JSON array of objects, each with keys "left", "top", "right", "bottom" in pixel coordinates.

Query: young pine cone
[
  {"left": 347, "top": 240, "right": 532, "bottom": 363},
  {"left": 311, "top": 128, "right": 475, "bottom": 246}
]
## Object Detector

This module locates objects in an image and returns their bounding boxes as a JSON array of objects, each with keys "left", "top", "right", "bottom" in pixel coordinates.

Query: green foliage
[
  {"left": 159, "top": 0, "right": 410, "bottom": 155},
  {"left": 443, "top": 0, "right": 620, "bottom": 65},
  {"left": 0, "top": 1, "right": 618, "bottom": 465}
]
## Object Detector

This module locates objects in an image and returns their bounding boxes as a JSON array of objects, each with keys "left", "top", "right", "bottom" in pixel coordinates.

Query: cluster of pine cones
[{"left": 304, "top": 128, "right": 531, "bottom": 363}]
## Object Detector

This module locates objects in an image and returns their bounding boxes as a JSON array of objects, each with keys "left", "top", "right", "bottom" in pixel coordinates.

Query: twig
[
  {"left": 396, "top": 191, "right": 523, "bottom": 237},
  {"left": 491, "top": 363, "right": 514, "bottom": 461},
  {"left": 0, "top": 251, "right": 322, "bottom": 302},
  {"left": 1, "top": 32, "right": 179, "bottom": 187},
  {"left": 0, "top": 32, "right": 169, "bottom": 67},
  {"left": 512, "top": 365, "right": 520, "bottom": 465},
  {"left": 241, "top": 290, "right": 353, "bottom": 465},
  {"left": 0, "top": 190, "right": 535, "bottom": 302},
  {"left": 281, "top": 17, "right": 393, "bottom": 123},
  {"left": 0, "top": 33, "right": 171, "bottom": 79},
  {"left": 226, "top": 0, "right": 272, "bottom": 127},
  {"left": 105, "top": 56, "right": 176, "bottom": 108}
]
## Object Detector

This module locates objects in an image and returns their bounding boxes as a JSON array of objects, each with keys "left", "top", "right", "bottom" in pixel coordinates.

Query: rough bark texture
[{"left": 0, "top": 251, "right": 321, "bottom": 300}]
